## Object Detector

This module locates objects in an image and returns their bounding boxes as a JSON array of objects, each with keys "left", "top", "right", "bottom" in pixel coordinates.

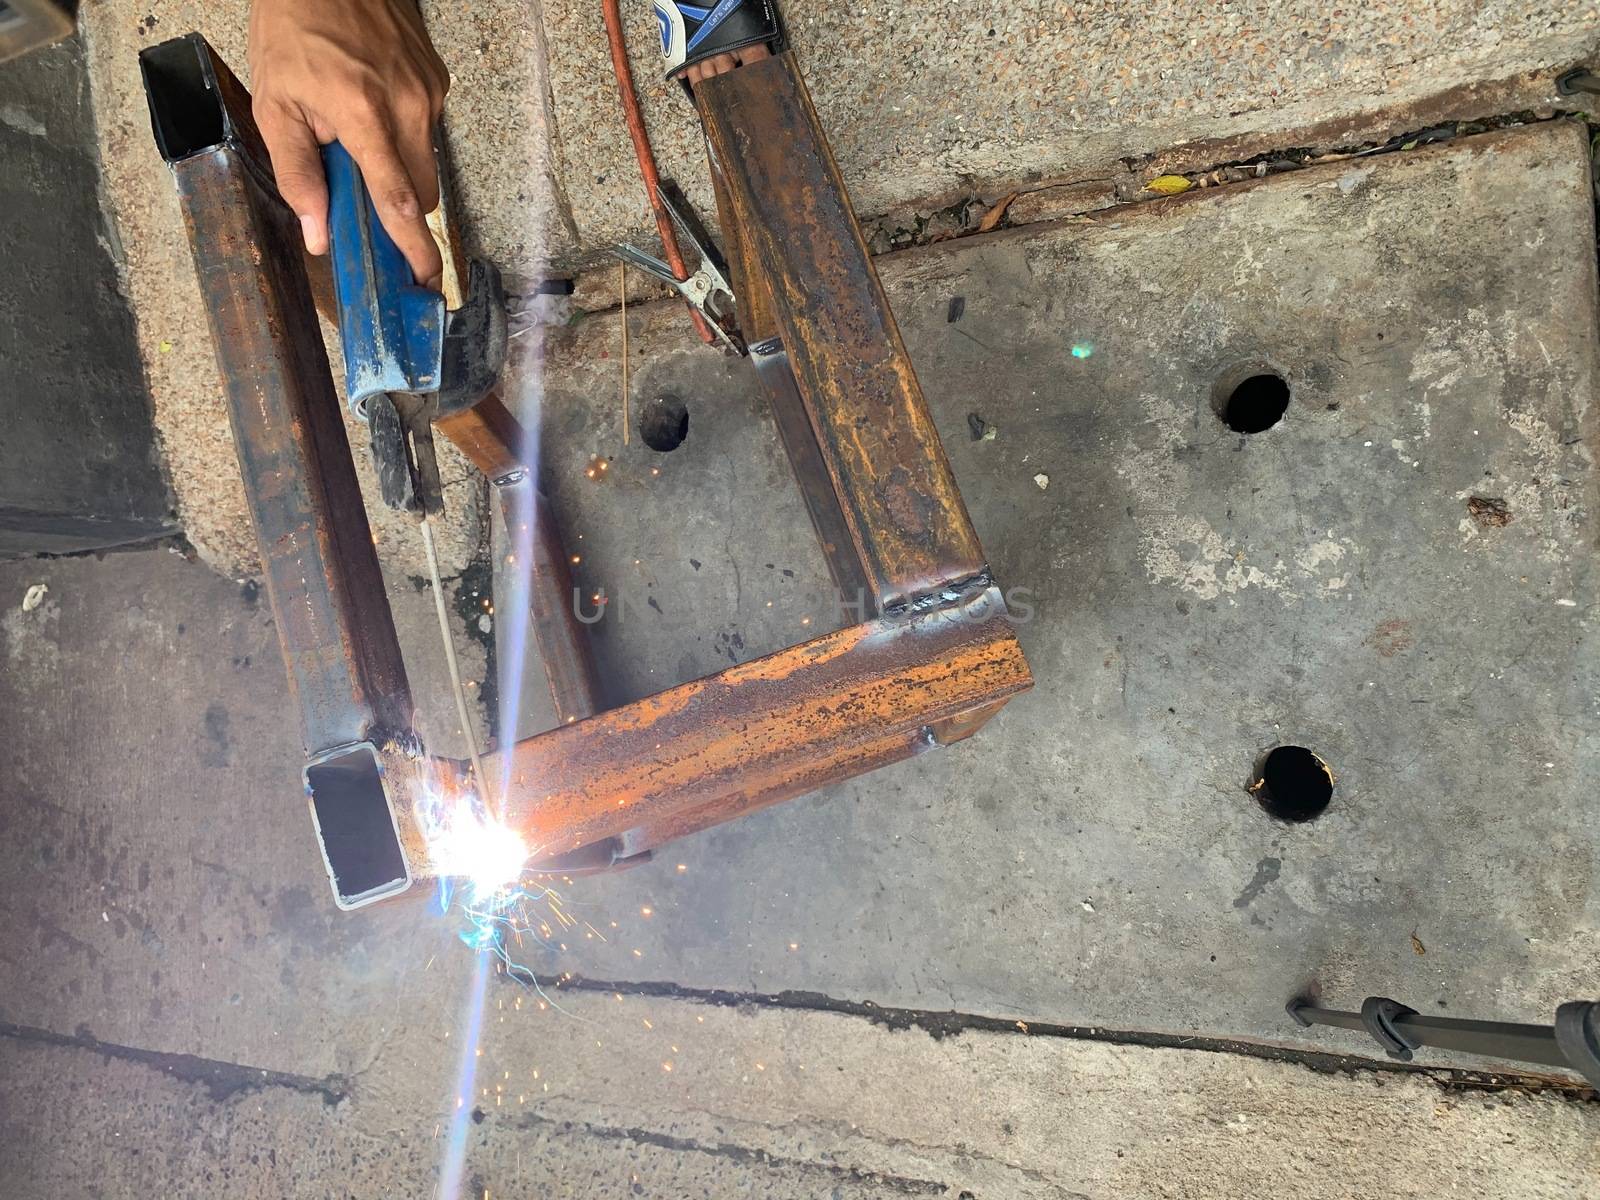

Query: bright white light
[{"left": 419, "top": 790, "right": 529, "bottom": 899}]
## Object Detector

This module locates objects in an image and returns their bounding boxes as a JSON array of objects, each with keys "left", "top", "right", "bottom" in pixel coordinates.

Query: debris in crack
[
  {"left": 0, "top": 1021, "right": 349, "bottom": 1105},
  {"left": 1467, "top": 495, "right": 1512, "bottom": 528},
  {"left": 1143, "top": 173, "right": 1192, "bottom": 196},
  {"left": 976, "top": 191, "right": 1019, "bottom": 232},
  {"left": 509, "top": 973, "right": 1596, "bottom": 1099}
]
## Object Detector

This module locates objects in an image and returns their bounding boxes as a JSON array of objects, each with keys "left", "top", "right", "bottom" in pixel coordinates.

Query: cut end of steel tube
[
  {"left": 304, "top": 746, "right": 539, "bottom": 910},
  {"left": 304, "top": 742, "right": 416, "bottom": 910},
  {"left": 140, "top": 34, "right": 233, "bottom": 164}
]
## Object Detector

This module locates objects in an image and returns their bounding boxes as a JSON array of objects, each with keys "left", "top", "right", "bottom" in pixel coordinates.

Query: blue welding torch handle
[{"left": 322, "top": 141, "right": 446, "bottom": 418}]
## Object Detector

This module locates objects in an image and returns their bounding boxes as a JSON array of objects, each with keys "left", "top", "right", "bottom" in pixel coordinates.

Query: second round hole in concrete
[
  {"left": 639, "top": 395, "right": 689, "bottom": 452},
  {"left": 1217, "top": 371, "right": 1291, "bottom": 433},
  {"left": 1250, "top": 745, "right": 1334, "bottom": 823}
]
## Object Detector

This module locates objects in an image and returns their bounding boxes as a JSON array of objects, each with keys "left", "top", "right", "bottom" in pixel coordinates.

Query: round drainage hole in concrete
[
  {"left": 1218, "top": 372, "right": 1290, "bottom": 433},
  {"left": 1250, "top": 746, "right": 1333, "bottom": 822},
  {"left": 640, "top": 395, "right": 689, "bottom": 452}
]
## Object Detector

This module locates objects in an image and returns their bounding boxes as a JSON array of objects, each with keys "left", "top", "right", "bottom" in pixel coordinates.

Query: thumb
[{"left": 258, "top": 107, "right": 330, "bottom": 255}]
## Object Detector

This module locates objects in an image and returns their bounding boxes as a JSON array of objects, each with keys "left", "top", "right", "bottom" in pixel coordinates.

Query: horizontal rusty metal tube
[{"left": 402, "top": 588, "right": 1030, "bottom": 869}]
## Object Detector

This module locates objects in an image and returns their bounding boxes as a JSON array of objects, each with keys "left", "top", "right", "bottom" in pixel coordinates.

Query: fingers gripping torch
[{"left": 322, "top": 141, "right": 506, "bottom": 797}]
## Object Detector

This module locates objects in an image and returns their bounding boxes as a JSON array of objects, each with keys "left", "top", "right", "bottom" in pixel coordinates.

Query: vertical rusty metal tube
[
  {"left": 749, "top": 340, "right": 877, "bottom": 612},
  {"left": 434, "top": 394, "right": 604, "bottom": 726},
  {"left": 142, "top": 35, "right": 418, "bottom": 908},
  {"left": 495, "top": 472, "right": 603, "bottom": 727},
  {"left": 706, "top": 144, "right": 874, "bottom": 610},
  {"left": 698, "top": 53, "right": 988, "bottom": 610}
]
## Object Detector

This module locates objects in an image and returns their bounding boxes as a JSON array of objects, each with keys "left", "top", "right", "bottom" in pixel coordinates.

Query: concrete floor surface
[
  {"left": 514, "top": 120, "right": 1600, "bottom": 1062},
  {"left": 4, "top": 987, "right": 1598, "bottom": 1198},
  {"left": 2, "top": 114, "right": 1598, "bottom": 1196},
  {"left": 3, "top": 3, "right": 1600, "bottom": 1195}
]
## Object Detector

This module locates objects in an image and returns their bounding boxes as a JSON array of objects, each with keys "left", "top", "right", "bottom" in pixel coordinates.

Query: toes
[{"left": 685, "top": 45, "right": 772, "bottom": 85}]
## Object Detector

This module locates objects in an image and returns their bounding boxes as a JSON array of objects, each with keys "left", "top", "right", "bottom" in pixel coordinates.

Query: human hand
[{"left": 248, "top": 0, "right": 450, "bottom": 286}]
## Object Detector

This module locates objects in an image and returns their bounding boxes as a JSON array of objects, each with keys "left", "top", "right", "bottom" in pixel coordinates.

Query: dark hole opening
[
  {"left": 1220, "top": 373, "right": 1291, "bottom": 434},
  {"left": 140, "top": 37, "right": 229, "bottom": 163},
  {"left": 1251, "top": 746, "right": 1333, "bottom": 823},
  {"left": 305, "top": 745, "right": 409, "bottom": 907},
  {"left": 639, "top": 395, "right": 689, "bottom": 452}
]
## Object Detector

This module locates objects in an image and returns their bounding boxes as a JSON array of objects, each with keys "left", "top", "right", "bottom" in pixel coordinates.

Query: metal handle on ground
[{"left": 1288, "top": 994, "right": 1600, "bottom": 1087}]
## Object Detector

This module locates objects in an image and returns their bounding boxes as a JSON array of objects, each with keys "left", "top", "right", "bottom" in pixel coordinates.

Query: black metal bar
[
  {"left": 1555, "top": 69, "right": 1600, "bottom": 97},
  {"left": 1290, "top": 998, "right": 1589, "bottom": 1077}
]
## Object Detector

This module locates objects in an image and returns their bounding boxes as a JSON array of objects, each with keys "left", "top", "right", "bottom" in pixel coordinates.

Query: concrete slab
[
  {"left": 0, "top": 550, "right": 482, "bottom": 1080},
  {"left": 3, "top": 987, "right": 1596, "bottom": 1198},
  {"left": 4, "top": 116, "right": 1592, "bottom": 1092},
  {"left": 76, "top": 0, "right": 1600, "bottom": 575},
  {"left": 539, "top": 0, "right": 1600, "bottom": 258},
  {"left": 505, "top": 120, "right": 1600, "bottom": 1068},
  {"left": 0, "top": 36, "right": 174, "bottom": 556},
  {"left": 8, "top": 5, "right": 1595, "bottom": 1193}
]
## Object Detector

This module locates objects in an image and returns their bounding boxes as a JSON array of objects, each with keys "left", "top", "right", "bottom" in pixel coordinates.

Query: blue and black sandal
[{"left": 651, "top": 0, "right": 784, "bottom": 79}]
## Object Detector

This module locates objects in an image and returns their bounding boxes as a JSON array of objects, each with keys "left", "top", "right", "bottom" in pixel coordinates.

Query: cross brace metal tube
[{"left": 417, "top": 590, "right": 1031, "bottom": 867}]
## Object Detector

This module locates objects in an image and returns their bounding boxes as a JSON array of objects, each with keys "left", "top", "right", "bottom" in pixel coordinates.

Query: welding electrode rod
[
  {"left": 420, "top": 516, "right": 491, "bottom": 801},
  {"left": 621, "top": 262, "right": 630, "bottom": 446}
]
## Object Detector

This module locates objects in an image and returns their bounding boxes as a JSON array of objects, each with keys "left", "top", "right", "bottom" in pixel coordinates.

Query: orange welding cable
[{"left": 600, "top": 0, "right": 717, "bottom": 345}]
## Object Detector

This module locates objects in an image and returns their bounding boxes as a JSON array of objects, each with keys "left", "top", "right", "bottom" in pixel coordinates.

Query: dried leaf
[
  {"left": 1410, "top": 930, "right": 1426, "bottom": 956},
  {"left": 1144, "top": 174, "right": 1192, "bottom": 196},
  {"left": 977, "top": 192, "right": 1019, "bottom": 233}
]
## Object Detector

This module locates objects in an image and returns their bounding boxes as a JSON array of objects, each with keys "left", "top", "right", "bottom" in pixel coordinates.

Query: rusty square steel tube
[
  {"left": 415, "top": 588, "right": 1032, "bottom": 867},
  {"left": 698, "top": 53, "right": 990, "bottom": 611},
  {"left": 141, "top": 34, "right": 424, "bottom": 908},
  {"left": 144, "top": 34, "right": 1030, "bottom": 907},
  {"left": 143, "top": 35, "right": 416, "bottom": 757}
]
